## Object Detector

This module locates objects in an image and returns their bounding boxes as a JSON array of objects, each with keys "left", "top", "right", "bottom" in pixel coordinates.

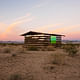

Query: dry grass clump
[
  {"left": 47, "top": 46, "right": 55, "bottom": 51},
  {"left": 8, "top": 73, "right": 34, "bottom": 80},
  {"left": 50, "top": 52, "right": 66, "bottom": 65},
  {"left": 40, "top": 47, "right": 46, "bottom": 51},
  {"left": 1, "top": 46, "right": 11, "bottom": 53},
  {"left": 12, "top": 53, "right": 17, "bottom": 57},
  {"left": 39, "top": 46, "right": 55, "bottom": 51},
  {"left": 9, "top": 73, "right": 23, "bottom": 80},
  {"left": 77, "top": 46, "right": 80, "bottom": 55},
  {"left": 63, "top": 44, "right": 78, "bottom": 57},
  {"left": 27, "top": 46, "right": 39, "bottom": 51},
  {"left": 0, "top": 45, "right": 26, "bottom": 54},
  {"left": 12, "top": 46, "right": 25, "bottom": 53}
]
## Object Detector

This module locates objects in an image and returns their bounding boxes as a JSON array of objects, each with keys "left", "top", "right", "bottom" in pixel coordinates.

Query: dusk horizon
[
  {"left": 0, "top": 0, "right": 80, "bottom": 41},
  {"left": 0, "top": 1, "right": 80, "bottom": 79}
]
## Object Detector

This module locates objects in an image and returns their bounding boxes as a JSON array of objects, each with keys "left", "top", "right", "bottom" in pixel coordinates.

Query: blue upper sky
[{"left": 0, "top": 0, "right": 80, "bottom": 40}]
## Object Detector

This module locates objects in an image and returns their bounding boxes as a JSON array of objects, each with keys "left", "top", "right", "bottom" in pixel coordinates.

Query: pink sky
[{"left": 0, "top": 0, "right": 80, "bottom": 41}]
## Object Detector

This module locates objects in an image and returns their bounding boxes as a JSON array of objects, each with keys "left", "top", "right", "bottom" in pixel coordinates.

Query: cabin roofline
[{"left": 21, "top": 31, "right": 65, "bottom": 37}]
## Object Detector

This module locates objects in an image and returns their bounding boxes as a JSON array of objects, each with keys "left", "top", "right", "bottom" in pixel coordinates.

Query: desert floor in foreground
[{"left": 0, "top": 45, "right": 80, "bottom": 80}]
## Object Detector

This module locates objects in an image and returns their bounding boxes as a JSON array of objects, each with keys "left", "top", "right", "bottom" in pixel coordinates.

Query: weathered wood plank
[{"left": 24, "top": 35, "right": 62, "bottom": 47}]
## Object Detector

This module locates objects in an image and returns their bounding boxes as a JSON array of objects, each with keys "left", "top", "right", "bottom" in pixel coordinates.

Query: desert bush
[
  {"left": 27, "top": 46, "right": 39, "bottom": 51},
  {"left": 12, "top": 53, "right": 17, "bottom": 57},
  {"left": 9, "top": 73, "right": 34, "bottom": 80},
  {"left": 38, "top": 46, "right": 55, "bottom": 51},
  {"left": 9, "top": 74, "right": 23, "bottom": 80},
  {"left": 40, "top": 47, "right": 46, "bottom": 51},
  {"left": 17, "top": 48, "right": 24, "bottom": 53},
  {"left": 0, "top": 48, "right": 3, "bottom": 53},
  {"left": 2, "top": 47, "right": 11, "bottom": 53},
  {"left": 64, "top": 44, "right": 78, "bottom": 57},
  {"left": 77, "top": 46, "right": 80, "bottom": 54},
  {"left": 47, "top": 46, "right": 55, "bottom": 51},
  {"left": 50, "top": 53, "right": 66, "bottom": 65},
  {"left": 13, "top": 46, "right": 25, "bottom": 53},
  {"left": 0, "top": 43, "right": 7, "bottom": 46}
]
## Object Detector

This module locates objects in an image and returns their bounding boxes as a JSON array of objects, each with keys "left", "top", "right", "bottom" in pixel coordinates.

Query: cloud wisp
[
  {"left": 34, "top": 24, "right": 80, "bottom": 40},
  {"left": 0, "top": 13, "right": 34, "bottom": 40},
  {"left": 34, "top": 23, "right": 63, "bottom": 32},
  {"left": 49, "top": 24, "right": 80, "bottom": 40},
  {"left": 50, "top": 24, "right": 80, "bottom": 34}
]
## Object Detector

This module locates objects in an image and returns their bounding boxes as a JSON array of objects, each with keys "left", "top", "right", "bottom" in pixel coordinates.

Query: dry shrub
[
  {"left": 50, "top": 53, "right": 66, "bottom": 65},
  {"left": 27, "top": 46, "right": 39, "bottom": 51},
  {"left": 0, "top": 47, "right": 3, "bottom": 53},
  {"left": 9, "top": 73, "right": 34, "bottom": 80},
  {"left": 9, "top": 73, "right": 23, "bottom": 80},
  {"left": 77, "top": 46, "right": 80, "bottom": 55},
  {"left": 12, "top": 53, "right": 17, "bottom": 57},
  {"left": 40, "top": 47, "right": 46, "bottom": 51},
  {"left": 0, "top": 45, "right": 26, "bottom": 54},
  {"left": 47, "top": 46, "right": 55, "bottom": 51},
  {"left": 63, "top": 44, "right": 78, "bottom": 57},
  {"left": 2, "top": 46, "right": 11, "bottom": 53},
  {"left": 13, "top": 46, "right": 25, "bottom": 53},
  {"left": 40, "top": 46, "right": 55, "bottom": 51}
]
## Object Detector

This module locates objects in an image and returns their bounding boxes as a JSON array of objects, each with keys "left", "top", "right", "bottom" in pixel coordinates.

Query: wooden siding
[{"left": 24, "top": 35, "right": 62, "bottom": 47}]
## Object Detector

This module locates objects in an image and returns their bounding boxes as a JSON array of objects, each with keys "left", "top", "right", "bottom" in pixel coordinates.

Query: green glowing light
[{"left": 50, "top": 36, "right": 56, "bottom": 44}]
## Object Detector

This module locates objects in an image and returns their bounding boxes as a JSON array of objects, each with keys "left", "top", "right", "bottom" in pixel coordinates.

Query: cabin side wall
[
  {"left": 24, "top": 35, "right": 62, "bottom": 47},
  {"left": 56, "top": 36, "right": 62, "bottom": 46}
]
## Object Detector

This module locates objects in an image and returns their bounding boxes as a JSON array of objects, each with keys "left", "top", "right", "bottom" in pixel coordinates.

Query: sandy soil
[{"left": 0, "top": 46, "right": 80, "bottom": 80}]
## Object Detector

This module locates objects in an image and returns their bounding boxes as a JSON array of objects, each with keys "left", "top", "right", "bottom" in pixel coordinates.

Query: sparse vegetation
[
  {"left": 2, "top": 47, "right": 11, "bottom": 53},
  {"left": 12, "top": 53, "right": 17, "bottom": 57},
  {"left": 47, "top": 46, "right": 55, "bottom": 51},
  {"left": 14, "top": 46, "right": 25, "bottom": 53},
  {"left": 0, "top": 44, "right": 80, "bottom": 80},
  {"left": 27, "top": 46, "right": 39, "bottom": 51},
  {"left": 63, "top": 44, "right": 78, "bottom": 57},
  {"left": 50, "top": 53, "right": 66, "bottom": 65},
  {"left": 9, "top": 73, "right": 23, "bottom": 80}
]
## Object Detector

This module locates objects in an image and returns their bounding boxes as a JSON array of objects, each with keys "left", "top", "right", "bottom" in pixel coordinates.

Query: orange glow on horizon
[
  {"left": 0, "top": 23, "right": 80, "bottom": 40},
  {"left": 0, "top": 17, "right": 33, "bottom": 40},
  {"left": 50, "top": 25, "right": 80, "bottom": 34}
]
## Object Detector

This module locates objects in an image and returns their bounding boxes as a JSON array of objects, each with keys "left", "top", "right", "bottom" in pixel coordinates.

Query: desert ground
[{"left": 0, "top": 44, "right": 80, "bottom": 80}]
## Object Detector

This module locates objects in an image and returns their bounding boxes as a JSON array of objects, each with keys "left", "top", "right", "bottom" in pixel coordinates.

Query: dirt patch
[{"left": 0, "top": 45, "right": 80, "bottom": 80}]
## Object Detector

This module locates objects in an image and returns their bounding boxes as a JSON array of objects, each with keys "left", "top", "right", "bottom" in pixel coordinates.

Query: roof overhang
[{"left": 21, "top": 31, "right": 65, "bottom": 37}]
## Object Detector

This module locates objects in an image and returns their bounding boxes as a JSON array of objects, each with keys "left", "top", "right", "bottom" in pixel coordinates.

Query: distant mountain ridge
[
  {"left": 0, "top": 40, "right": 80, "bottom": 44},
  {"left": 0, "top": 41, "right": 24, "bottom": 44}
]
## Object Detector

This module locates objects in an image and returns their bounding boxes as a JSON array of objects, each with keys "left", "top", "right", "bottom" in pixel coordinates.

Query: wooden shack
[{"left": 21, "top": 31, "right": 65, "bottom": 47}]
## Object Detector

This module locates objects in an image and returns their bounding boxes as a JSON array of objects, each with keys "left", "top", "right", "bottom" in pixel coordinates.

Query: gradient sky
[{"left": 0, "top": 0, "right": 80, "bottom": 41}]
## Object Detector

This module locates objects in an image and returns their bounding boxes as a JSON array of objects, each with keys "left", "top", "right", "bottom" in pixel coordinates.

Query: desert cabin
[{"left": 21, "top": 31, "right": 65, "bottom": 47}]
